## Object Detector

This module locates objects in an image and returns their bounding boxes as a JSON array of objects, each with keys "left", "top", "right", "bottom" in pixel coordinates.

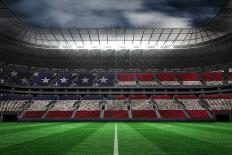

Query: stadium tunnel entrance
[
  {"left": 215, "top": 113, "right": 231, "bottom": 121},
  {"left": 1, "top": 114, "right": 18, "bottom": 122}
]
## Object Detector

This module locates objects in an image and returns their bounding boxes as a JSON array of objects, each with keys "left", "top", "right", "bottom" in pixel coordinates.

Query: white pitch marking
[{"left": 114, "top": 123, "right": 119, "bottom": 155}]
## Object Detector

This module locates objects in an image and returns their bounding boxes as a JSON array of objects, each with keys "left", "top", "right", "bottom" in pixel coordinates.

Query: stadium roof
[
  {"left": 0, "top": 0, "right": 232, "bottom": 69},
  {"left": 0, "top": 0, "right": 232, "bottom": 50}
]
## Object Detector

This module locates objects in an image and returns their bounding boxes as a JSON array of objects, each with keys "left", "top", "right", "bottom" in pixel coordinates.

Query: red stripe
[
  {"left": 202, "top": 72, "right": 223, "bottom": 81},
  {"left": 129, "top": 95, "right": 148, "bottom": 100},
  {"left": 156, "top": 73, "right": 175, "bottom": 81},
  {"left": 175, "top": 95, "right": 198, "bottom": 99},
  {"left": 152, "top": 95, "right": 172, "bottom": 99},
  {"left": 117, "top": 73, "right": 135, "bottom": 81},
  {"left": 137, "top": 73, "right": 154, "bottom": 81},
  {"left": 204, "top": 93, "right": 232, "bottom": 99},
  {"left": 175, "top": 72, "right": 199, "bottom": 81}
]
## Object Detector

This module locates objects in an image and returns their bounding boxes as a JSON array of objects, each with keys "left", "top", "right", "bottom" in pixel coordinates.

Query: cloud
[
  {"left": 3, "top": 0, "right": 228, "bottom": 28},
  {"left": 126, "top": 11, "right": 192, "bottom": 28}
]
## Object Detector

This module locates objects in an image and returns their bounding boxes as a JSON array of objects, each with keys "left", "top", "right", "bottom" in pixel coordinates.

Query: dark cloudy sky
[{"left": 3, "top": 0, "right": 228, "bottom": 28}]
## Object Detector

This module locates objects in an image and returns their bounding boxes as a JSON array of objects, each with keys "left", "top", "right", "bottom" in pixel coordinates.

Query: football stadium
[{"left": 0, "top": 0, "right": 232, "bottom": 154}]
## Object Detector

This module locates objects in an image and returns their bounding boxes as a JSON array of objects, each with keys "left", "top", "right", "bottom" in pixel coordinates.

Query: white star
[
  {"left": 0, "top": 79, "right": 4, "bottom": 84},
  {"left": 21, "top": 77, "right": 28, "bottom": 84},
  {"left": 82, "top": 77, "right": 89, "bottom": 83},
  {"left": 60, "top": 77, "right": 68, "bottom": 83},
  {"left": 99, "top": 77, "right": 108, "bottom": 83},
  {"left": 11, "top": 71, "right": 18, "bottom": 77},
  {"left": 33, "top": 72, "right": 39, "bottom": 77},
  {"left": 41, "top": 77, "right": 50, "bottom": 83},
  {"left": 0, "top": 68, "right": 3, "bottom": 72}
]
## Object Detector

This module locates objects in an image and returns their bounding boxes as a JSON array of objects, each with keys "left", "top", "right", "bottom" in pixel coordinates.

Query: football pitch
[{"left": 0, "top": 122, "right": 232, "bottom": 155}]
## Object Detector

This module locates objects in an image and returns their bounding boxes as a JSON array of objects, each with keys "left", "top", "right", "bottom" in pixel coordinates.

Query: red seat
[
  {"left": 23, "top": 111, "right": 44, "bottom": 118},
  {"left": 175, "top": 72, "right": 200, "bottom": 81},
  {"left": 104, "top": 110, "right": 128, "bottom": 118},
  {"left": 132, "top": 110, "right": 156, "bottom": 118},
  {"left": 202, "top": 72, "right": 223, "bottom": 81},
  {"left": 156, "top": 73, "right": 175, "bottom": 81},
  {"left": 188, "top": 110, "right": 209, "bottom": 118},
  {"left": 136, "top": 73, "right": 154, "bottom": 81},
  {"left": 75, "top": 111, "right": 100, "bottom": 118},
  {"left": 46, "top": 111, "right": 72, "bottom": 119},
  {"left": 117, "top": 73, "right": 135, "bottom": 81},
  {"left": 159, "top": 110, "right": 186, "bottom": 118}
]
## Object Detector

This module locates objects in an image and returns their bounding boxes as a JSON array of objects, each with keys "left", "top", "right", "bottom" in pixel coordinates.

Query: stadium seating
[
  {"left": 46, "top": 99, "right": 77, "bottom": 119},
  {"left": 0, "top": 100, "right": 26, "bottom": 112},
  {"left": 104, "top": 95, "right": 128, "bottom": 118},
  {"left": 156, "top": 73, "right": 180, "bottom": 86},
  {"left": 130, "top": 95, "right": 156, "bottom": 118},
  {"left": 153, "top": 95, "right": 185, "bottom": 119},
  {"left": 30, "top": 71, "right": 55, "bottom": 86},
  {"left": 117, "top": 73, "right": 136, "bottom": 86},
  {"left": 75, "top": 95, "right": 102, "bottom": 118},
  {"left": 23, "top": 95, "right": 57, "bottom": 118},
  {"left": 176, "top": 95, "right": 209, "bottom": 118},
  {"left": 202, "top": 72, "right": 224, "bottom": 86},
  {"left": 95, "top": 74, "right": 115, "bottom": 86},
  {"left": 76, "top": 74, "right": 95, "bottom": 87},
  {"left": 53, "top": 72, "right": 76, "bottom": 87},
  {"left": 137, "top": 73, "right": 158, "bottom": 86},
  {"left": 228, "top": 72, "right": 232, "bottom": 84},
  {"left": 0, "top": 95, "right": 30, "bottom": 112},
  {"left": 1, "top": 64, "right": 232, "bottom": 88},
  {"left": 0, "top": 93, "right": 231, "bottom": 120},
  {"left": 204, "top": 94, "right": 232, "bottom": 111},
  {"left": 175, "top": 72, "right": 202, "bottom": 86}
]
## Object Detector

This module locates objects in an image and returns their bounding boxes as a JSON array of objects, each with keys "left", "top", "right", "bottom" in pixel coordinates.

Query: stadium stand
[
  {"left": 129, "top": 95, "right": 156, "bottom": 118},
  {"left": 104, "top": 95, "right": 129, "bottom": 118},
  {"left": 117, "top": 73, "right": 136, "bottom": 86},
  {"left": 46, "top": 95, "right": 80, "bottom": 119},
  {"left": 23, "top": 95, "right": 57, "bottom": 118},
  {"left": 0, "top": 95, "right": 30, "bottom": 112},
  {"left": 203, "top": 94, "right": 232, "bottom": 111},
  {"left": 153, "top": 95, "right": 186, "bottom": 119},
  {"left": 202, "top": 72, "right": 224, "bottom": 86},
  {"left": 175, "top": 72, "right": 202, "bottom": 86},
  {"left": 53, "top": 72, "right": 76, "bottom": 87},
  {"left": 137, "top": 73, "right": 158, "bottom": 86},
  {"left": 1, "top": 63, "right": 232, "bottom": 88},
  {"left": 74, "top": 95, "right": 102, "bottom": 118},
  {"left": 227, "top": 71, "right": 232, "bottom": 84},
  {"left": 155, "top": 73, "right": 181, "bottom": 86},
  {"left": 176, "top": 95, "right": 209, "bottom": 119}
]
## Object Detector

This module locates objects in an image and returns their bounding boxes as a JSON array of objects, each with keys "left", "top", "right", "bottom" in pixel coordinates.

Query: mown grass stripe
[
  {"left": 0, "top": 123, "right": 95, "bottom": 155},
  {"left": 145, "top": 123, "right": 232, "bottom": 152},
  {"left": 0, "top": 122, "right": 62, "bottom": 135},
  {"left": 67, "top": 123, "right": 115, "bottom": 155},
  {"left": 0, "top": 123, "right": 90, "bottom": 149},
  {"left": 118, "top": 123, "right": 167, "bottom": 155},
  {"left": 171, "top": 123, "right": 232, "bottom": 135}
]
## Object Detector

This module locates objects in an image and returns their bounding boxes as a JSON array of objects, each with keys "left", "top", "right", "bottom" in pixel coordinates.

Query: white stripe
[{"left": 113, "top": 123, "right": 119, "bottom": 155}]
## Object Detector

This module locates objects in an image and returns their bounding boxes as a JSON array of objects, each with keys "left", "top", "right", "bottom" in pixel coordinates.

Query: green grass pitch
[{"left": 0, "top": 122, "right": 232, "bottom": 155}]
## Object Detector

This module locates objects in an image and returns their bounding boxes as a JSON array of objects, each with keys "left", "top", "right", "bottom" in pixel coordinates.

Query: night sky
[{"left": 3, "top": 0, "right": 228, "bottom": 28}]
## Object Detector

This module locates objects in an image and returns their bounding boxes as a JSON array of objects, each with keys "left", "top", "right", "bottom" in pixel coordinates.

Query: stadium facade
[{"left": 0, "top": 0, "right": 232, "bottom": 121}]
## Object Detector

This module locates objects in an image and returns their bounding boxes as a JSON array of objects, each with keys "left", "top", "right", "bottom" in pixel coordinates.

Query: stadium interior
[{"left": 0, "top": 0, "right": 232, "bottom": 154}]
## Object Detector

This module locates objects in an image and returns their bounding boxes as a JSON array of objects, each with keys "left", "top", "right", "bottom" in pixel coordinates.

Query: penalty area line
[{"left": 114, "top": 123, "right": 119, "bottom": 155}]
